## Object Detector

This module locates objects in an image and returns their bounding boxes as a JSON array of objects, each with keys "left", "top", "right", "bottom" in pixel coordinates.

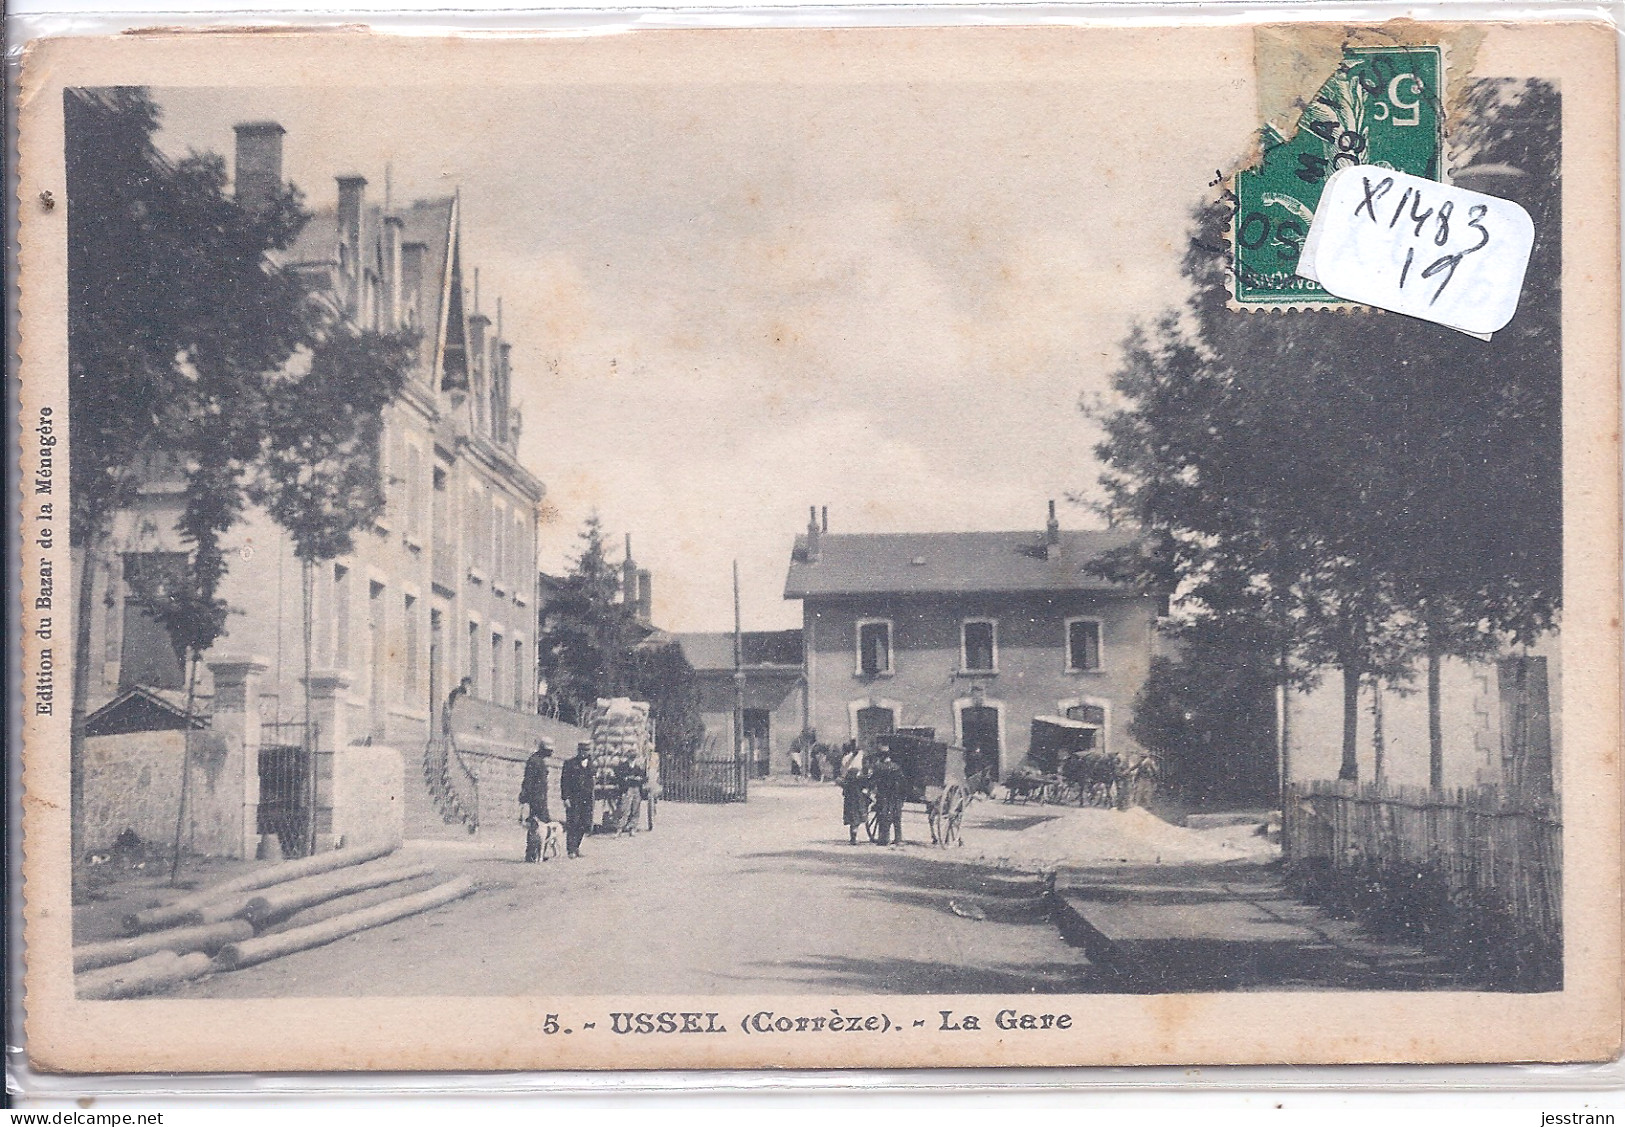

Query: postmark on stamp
[{"left": 1233, "top": 44, "right": 1444, "bottom": 306}]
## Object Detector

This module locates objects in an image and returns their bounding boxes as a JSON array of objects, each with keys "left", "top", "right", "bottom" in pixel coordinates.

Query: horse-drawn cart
[
  {"left": 867, "top": 732, "right": 971, "bottom": 846},
  {"left": 1014, "top": 715, "right": 1157, "bottom": 808}
]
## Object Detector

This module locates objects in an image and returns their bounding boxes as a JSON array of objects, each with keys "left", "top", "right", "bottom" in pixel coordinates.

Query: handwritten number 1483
[{"left": 1354, "top": 175, "right": 1491, "bottom": 304}]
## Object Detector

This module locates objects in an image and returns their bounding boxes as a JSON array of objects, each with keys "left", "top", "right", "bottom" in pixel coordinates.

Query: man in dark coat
[
  {"left": 871, "top": 752, "right": 906, "bottom": 846},
  {"left": 519, "top": 738, "right": 554, "bottom": 862},
  {"left": 561, "top": 741, "right": 597, "bottom": 858}
]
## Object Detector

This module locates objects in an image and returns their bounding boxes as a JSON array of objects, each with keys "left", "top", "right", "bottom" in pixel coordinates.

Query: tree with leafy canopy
[
  {"left": 1093, "top": 79, "right": 1560, "bottom": 789},
  {"left": 1093, "top": 300, "right": 1418, "bottom": 784},
  {"left": 67, "top": 87, "right": 419, "bottom": 872},
  {"left": 252, "top": 327, "right": 416, "bottom": 855},
  {"left": 624, "top": 640, "right": 706, "bottom": 764},
  {"left": 1129, "top": 615, "right": 1281, "bottom": 807},
  {"left": 65, "top": 86, "right": 310, "bottom": 878},
  {"left": 536, "top": 514, "right": 646, "bottom": 725},
  {"left": 1379, "top": 79, "right": 1562, "bottom": 787}
]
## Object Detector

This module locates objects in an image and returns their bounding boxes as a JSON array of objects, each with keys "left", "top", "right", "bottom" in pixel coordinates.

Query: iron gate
[
  {"left": 661, "top": 756, "right": 749, "bottom": 803},
  {"left": 258, "top": 721, "right": 316, "bottom": 857}
]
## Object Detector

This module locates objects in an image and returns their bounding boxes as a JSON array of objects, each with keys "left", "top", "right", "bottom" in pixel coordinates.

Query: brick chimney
[
  {"left": 233, "top": 122, "right": 285, "bottom": 213},
  {"left": 382, "top": 214, "right": 404, "bottom": 331},
  {"left": 400, "top": 241, "right": 426, "bottom": 331},
  {"left": 622, "top": 534, "right": 638, "bottom": 605},
  {"left": 805, "top": 506, "right": 821, "bottom": 563},
  {"left": 637, "top": 569, "right": 653, "bottom": 622},
  {"left": 1045, "top": 499, "right": 1061, "bottom": 559},
  {"left": 821, "top": 506, "right": 828, "bottom": 533},
  {"left": 468, "top": 310, "right": 490, "bottom": 430},
  {"left": 497, "top": 342, "right": 514, "bottom": 445},
  {"left": 335, "top": 174, "right": 368, "bottom": 319}
]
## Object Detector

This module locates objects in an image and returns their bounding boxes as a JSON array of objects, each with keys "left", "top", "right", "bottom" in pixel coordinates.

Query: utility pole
[{"left": 733, "top": 560, "right": 746, "bottom": 792}]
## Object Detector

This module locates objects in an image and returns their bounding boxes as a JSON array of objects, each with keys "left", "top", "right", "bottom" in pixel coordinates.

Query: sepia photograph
[{"left": 15, "top": 21, "right": 1621, "bottom": 1071}]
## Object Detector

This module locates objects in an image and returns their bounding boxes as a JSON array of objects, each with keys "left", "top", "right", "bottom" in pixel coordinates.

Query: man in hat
[
  {"left": 871, "top": 751, "right": 906, "bottom": 846},
  {"left": 613, "top": 753, "right": 648, "bottom": 835},
  {"left": 519, "top": 738, "right": 555, "bottom": 862},
  {"left": 561, "top": 741, "right": 597, "bottom": 859}
]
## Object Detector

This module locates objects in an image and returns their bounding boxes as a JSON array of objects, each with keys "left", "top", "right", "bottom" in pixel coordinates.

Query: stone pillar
[
  {"left": 302, "top": 670, "right": 351, "bottom": 851},
  {"left": 207, "top": 654, "right": 268, "bottom": 858}
]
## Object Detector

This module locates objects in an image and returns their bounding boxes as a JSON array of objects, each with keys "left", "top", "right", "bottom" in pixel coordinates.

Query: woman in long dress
[{"left": 839, "top": 765, "right": 867, "bottom": 845}]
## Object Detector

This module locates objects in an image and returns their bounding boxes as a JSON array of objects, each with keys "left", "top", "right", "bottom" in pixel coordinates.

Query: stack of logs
[{"left": 75, "top": 844, "right": 479, "bottom": 999}]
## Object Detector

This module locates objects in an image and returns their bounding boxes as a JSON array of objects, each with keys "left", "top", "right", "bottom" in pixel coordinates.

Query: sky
[{"left": 153, "top": 68, "right": 1253, "bottom": 631}]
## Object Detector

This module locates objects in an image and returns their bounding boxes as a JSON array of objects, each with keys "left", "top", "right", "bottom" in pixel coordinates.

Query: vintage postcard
[{"left": 15, "top": 21, "right": 1622, "bottom": 1072}]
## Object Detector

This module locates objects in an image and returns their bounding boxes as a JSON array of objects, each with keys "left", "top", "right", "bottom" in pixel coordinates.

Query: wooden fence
[{"left": 1284, "top": 780, "right": 1562, "bottom": 936}]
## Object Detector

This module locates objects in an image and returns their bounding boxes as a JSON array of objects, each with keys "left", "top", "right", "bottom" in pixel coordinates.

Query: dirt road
[{"left": 171, "top": 782, "right": 1103, "bottom": 997}]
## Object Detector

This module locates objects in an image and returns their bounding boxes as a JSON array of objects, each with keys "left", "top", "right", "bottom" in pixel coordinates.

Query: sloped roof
[
  {"left": 278, "top": 196, "right": 456, "bottom": 385},
  {"left": 85, "top": 687, "right": 207, "bottom": 737},
  {"left": 671, "top": 630, "right": 804, "bottom": 671},
  {"left": 783, "top": 528, "right": 1143, "bottom": 598}
]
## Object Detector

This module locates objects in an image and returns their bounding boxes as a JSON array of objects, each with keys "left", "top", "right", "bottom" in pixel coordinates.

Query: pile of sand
[{"left": 961, "top": 803, "right": 1278, "bottom": 870}]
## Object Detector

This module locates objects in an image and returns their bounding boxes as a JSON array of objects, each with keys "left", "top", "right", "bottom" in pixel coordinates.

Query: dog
[
  {"left": 538, "top": 820, "right": 564, "bottom": 861},
  {"left": 524, "top": 816, "right": 566, "bottom": 862}
]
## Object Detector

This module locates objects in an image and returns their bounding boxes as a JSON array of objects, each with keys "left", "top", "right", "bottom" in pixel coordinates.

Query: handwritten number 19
[
  {"left": 1357, "top": 177, "right": 1493, "bottom": 304},
  {"left": 1405, "top": 204, "right": 1491, "bottom": 304}
]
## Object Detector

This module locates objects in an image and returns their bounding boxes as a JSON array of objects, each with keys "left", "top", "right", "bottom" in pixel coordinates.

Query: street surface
[{"left": 171, "top": 782, "right": 1103, "bottom": 997}]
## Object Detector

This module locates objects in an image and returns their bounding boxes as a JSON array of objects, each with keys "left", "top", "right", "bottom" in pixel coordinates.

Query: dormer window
[
  {"left": 856, "top": 619, "right": 893, "bottom": 676},
  {"left": 961, "top": 619, "right": 997, "bottom": 673}
]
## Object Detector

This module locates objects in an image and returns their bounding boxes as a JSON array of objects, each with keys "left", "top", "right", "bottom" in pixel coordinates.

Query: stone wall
[
  {"left": 83, "top": 727, "right": 254, "bottom": 858},
  {"left": 1287, "top": 635, "right": 1561, "bottom": 791},
  {"left": 184, "top": 729, "right": 252, "bottom": 857},
  {"left": 331, "top": 743, "right": 405, "bottom": 851},
  {"left": 462, "top": 751, "right": 535, "bottom": 830},
  {"left": 82, "top": 730, "right": 186, "bottom": 854}
]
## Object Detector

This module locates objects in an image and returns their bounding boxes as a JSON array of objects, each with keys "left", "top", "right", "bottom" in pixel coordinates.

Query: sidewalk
[{"left": 1051, "top": 862, "right": 1465, "bottom": 992}]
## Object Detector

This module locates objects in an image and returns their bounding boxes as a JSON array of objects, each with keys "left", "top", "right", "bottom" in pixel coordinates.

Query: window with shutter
[{"left": 1066, "top": 619, "right": 1102, "bottom": 672}]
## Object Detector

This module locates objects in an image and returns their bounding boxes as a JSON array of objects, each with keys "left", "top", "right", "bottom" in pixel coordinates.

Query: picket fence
[{"left": 1284, "top": 780, "right": 1562, "bottom": 936}]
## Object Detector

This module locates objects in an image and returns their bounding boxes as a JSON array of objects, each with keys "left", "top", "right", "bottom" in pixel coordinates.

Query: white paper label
[{"left": 1297, "top": 165, "right": 1534, "bottom": 336}]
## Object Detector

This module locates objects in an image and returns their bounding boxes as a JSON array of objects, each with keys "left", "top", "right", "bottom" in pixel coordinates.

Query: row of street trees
[
  {"left": 67, "top": 88, "right": 415, "bottom": 876},
  {"left": 1095, "top": 80, "right": 1562, "bottom": 791}
]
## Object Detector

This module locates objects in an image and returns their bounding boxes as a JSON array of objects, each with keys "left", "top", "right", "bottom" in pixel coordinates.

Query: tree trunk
[
  {"left": 1338, "top": 663, "right": 1360, "bottom": 782},
  {"left": 301, "top": 558, "right": 316, "bottom": 858},
  {"left": 1276, "top": 650, "right": 1292, "bottom": 864},
  {"left": 1275, "top": 648, "right": 1291, "bottom": 795},
  {"left": 169, "top": 650, "right": 201, "bottom": 885},
  {"left": 71, "top": 539, "right": 99, "bottom": 895},
  {"left": 1427, "top": 644, "right": 1443, "bottom": 791},
  {"left": 1370, "top": 677, "right": 1386, "bottom": 784}
]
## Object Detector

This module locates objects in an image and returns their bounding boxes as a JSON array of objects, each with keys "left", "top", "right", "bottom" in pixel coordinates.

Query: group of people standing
[
  {"left": 836, "top": 743, "right": 907, "bottom": 846},
  {"left": 518, "top": 739, "right": 648, "bottom": 862}
]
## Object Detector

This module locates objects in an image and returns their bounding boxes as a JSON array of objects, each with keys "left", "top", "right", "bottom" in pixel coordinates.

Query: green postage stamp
[{"left": 1233, "top": 44, "right": 1444, "bottom": 306}]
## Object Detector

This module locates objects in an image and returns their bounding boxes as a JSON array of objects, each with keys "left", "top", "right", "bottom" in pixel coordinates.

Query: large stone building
[
  {"left": 82, "top": 121, "right": 547, "bottom": 849},
  {"left": 782, "top": 505, "right": 1160, "bottom": 779}
]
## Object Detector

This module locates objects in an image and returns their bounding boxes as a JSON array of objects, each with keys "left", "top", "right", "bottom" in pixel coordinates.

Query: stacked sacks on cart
[
  {"left": 588, "top": 698, "right": 656, "bottom": 831},
  {"left": 590, "top": 697, "right": 652, "bottom": 758}
]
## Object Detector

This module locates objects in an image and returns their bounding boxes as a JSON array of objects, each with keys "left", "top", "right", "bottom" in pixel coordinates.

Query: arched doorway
[
  {"left": 855, "top": 705, "right": 895, "bottom": 754},
  {"left": 953, "top": 697, "right": 1005, "bottom": 779}
]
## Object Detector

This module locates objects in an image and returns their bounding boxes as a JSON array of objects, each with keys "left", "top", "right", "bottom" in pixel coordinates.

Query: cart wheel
[
  {"left": 864, "top": 794, "right": 881, "bottom": 843},
  {"left": 943, "top": 784, "right": 967, "bottom": 846}
]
